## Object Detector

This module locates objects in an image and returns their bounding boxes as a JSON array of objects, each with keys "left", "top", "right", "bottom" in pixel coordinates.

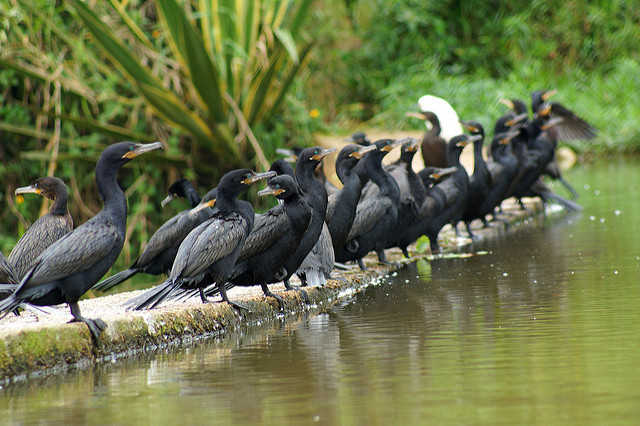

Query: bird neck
[
  {"left": 473, "top": 140, "right": 485, "bottom": 166},
  {"left": 49, "top": 188, "right": 69, "bottom": 216},
  {"left": 296, "top": 164, "right": 328, "bottom": 212},
  {"left": 366, "top": 154, "right": 399, "bottom": 198},
  {"left": 427, "top": 115, "right": 441, "bottom": 135},
  {"left": 185, "top": 186, "right": 202, "bottom": 208},
  {"left": 95, "top": 157, "right": 127, "bottom": 220}
]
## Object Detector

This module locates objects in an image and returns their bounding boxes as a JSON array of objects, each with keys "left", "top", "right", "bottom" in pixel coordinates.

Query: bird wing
[
  {"left": 325, "top": 192, "right": 338, "bottom": 222},
  {"left": 347, "top": 196, "right": 391, "bottom": 240},
  {"left": 548, "top": 102, "right": 597, "bottom": 141},
  {"left": 17, "top": 217, "right": 120, "bottom": 290},
  {"left": 172, "top": 214, "right": 247, "bottom": 278},
  {"left": 0, "top": 252, "right": 17, "bottom": 284},
  {"left": 299, "top": 223, "right": 334, "bottom": 275},
  {"left": 237, "top": 207, "right": 288, "bottom": 262}
]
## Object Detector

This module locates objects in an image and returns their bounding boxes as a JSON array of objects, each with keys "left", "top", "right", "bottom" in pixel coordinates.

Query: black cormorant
[
  {"left": 459, "top": 121, "right": 491, "bottom": 239},
  {"left": 335, "top": 138, "right": 403, "bottom": 269},
  {"left": 93, "top": 179, "right": 215, "bottom": 292},
  {"left": 9, "top": 177, "right": 73, "bottom": 279},
  {"left": 0, "top": 141, "right": 163, "bottom": 340},
  {"left": 127, "top": 169, "right": 274, "bottom": 310},
  {"left": 326, "top": 144, "right": 376, "bottom": 252},
  {"left": 424, "top": 134, "right": 475, "bottom": 252},
  {"left": 406, "top": 110, "right": 448, "bottom": 168}
]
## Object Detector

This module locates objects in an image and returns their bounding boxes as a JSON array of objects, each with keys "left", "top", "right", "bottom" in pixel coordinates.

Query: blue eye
[{"left": 275, "top": 184, "right": 280, "bottom": 189}]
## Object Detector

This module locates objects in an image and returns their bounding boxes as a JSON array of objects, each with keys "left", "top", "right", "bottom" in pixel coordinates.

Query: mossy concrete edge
[{"left": 0, "top": 202, "right": 547, "bottom": 383}]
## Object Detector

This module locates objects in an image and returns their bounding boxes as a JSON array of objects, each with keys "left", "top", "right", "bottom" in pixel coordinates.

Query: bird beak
[
  {"left": 276, "top": 148, "right": 298, "bottom": 163},
  {"left": 541, "top": 116, "right": 564, "bottom": 130},
  {"left": 160, "top": 194, "right": 177, "bottom": 208},
  {"left": 542, "top": 89, "right": 557, "bottom": 101},
  {"left": 382, "top": 139, "right": 404, "bottom": 152},
  {"left": 122, "top": 141, "right": 163, "bottom": 159},
  {"left": 405, "top": 111, "right": 427, "bottom": 120},
  {"left": 430, "top": 166, "right": 458, "bottom": 179},
  {"left": 192, "top": 198, "right": 216, "bottom": 213},
  {"left": 460, "top": 120, "right": 479, "bottom": 133},
  {"left": 459, "top": 134, "right": 482, "bottom": 147},
  {"left": 500, "top": 129, "right": 520, "bottom": 144},
  {"left": 257, "top": 186, "right": 285, "bottom": 197},
  {"left": 349, "top": 144, "right": 377, "bottom": 159},
  {"left": 311, "top": 147, "right": 337, "bottom": 161},
  {"left": 15, "top": 185, "right": 41, "bottom": 196},
  {"left": 242, "top": 171, "right": 277, "bottom": 185},
  {"left": 506, "top": 112, "right": 528, "bottom": 127},
  {"left": 500, "top": 99, "right": 515, "bottom": 110}
]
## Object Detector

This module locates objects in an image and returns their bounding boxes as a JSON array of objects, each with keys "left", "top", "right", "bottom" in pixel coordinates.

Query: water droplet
[
  {"left": 589, "top": 216, "right": 596, "bottom": 221},
  {"left": 614, "top": 210, "right": 621, "bottom": 215},
  {"left": 614, "top": 270, "right": 618, "bottom": 275},
  {"left": 584, "top": 184, "right": 590, "bottom": 190},
  {"left": 502, "top": 272, "right": 509, "bottom": 277},
  {"left": 594, "top": 190, "right": 600, "bottom": 195},
  {"left": 600, "top": 218, "right": 605, "bottom": 223}
]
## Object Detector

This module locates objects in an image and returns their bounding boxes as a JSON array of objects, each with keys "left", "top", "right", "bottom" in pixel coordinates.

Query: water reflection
[{"left": 2, "top": 160, "right": 640, "bottom": 424}]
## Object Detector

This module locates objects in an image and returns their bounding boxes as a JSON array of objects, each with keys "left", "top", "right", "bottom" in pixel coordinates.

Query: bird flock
[{"left": 0, "top": 90, "right": 596, "bottom": 341}]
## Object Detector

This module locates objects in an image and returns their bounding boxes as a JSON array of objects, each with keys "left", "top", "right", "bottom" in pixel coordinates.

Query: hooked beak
[
  {"left": 405, "top": 138, "right": 420, "bottom": 152},
  {"left": 122, "top": 141, "right": 163, "bottom": 159},
  {"left": 349, "top": 144, "right": 377, "bottom": 159},
  {"left": 15, "top": 185, "right": 41, "bottom": 196},
  {"left": 192, "top": 198, "right": 216, "bottom": 213},
  {"left": 258, "top": 186, "right": 285, "bottom": 197},
  {"left": 500, "top": 99, "right": 515, "bottom": 110},
  {"left": 500, "top": 129, "right": 520, "bottom": 145},
  {"left": 457, "top": 134, "right": 482, "bottom": 147},
  {"left": 535, "top": 103, "right": 552, "bottom": 117},
  {"left": 242, "top": 170, "right": 277, "bottom": 185},
  {"left": 160, "top": 194, "right": 177, "bottom": 208},
  {"left": 405, "top": 111, "right": 427, "bottom": 120},
  {"left": 276, "top": 148, "right": 298, "bottom": 163},
  {"left": 541, "top": 116, "right": 564, "bottom": 130},
  {"left": 460, "top": 120, "right": 479, "bottom": 134},
  {"left": 381, "top": 138, "right": 404, "bottom": 152},
  {"left": 542, "top": 89, "right": 557, "bottom": 101},
  {"left": 506, "top": 112, "right": 528, "bottom": 127},
  {"left": 430, "top": 166, "right": 458, "bottom": 180},
  {"left": 311, "top": 147, "right": 337, "bottom": 161}
]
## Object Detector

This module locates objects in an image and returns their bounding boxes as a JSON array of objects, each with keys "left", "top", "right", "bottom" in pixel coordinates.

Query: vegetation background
[{"left": 0, "top": 0, "right": 638, "bottom": 291}]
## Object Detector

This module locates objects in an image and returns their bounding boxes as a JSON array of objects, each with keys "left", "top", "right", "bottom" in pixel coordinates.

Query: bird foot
[
  {"left": 224, "top": 300, "right": 251, "bottom": 312},
  {"left": 70, "top": 317, "right": 107, "bottom": 342},
  {"left": 289, "top": 287, "right": 309, "bottom": 303},
  {"left": 265, "top": 293, "right": 286, "bottom": 312},
  {"left": 357, "top": 258, "right": 367, "bottom": 271}
]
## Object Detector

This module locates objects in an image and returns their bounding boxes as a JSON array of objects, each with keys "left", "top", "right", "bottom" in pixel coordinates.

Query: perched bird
[
  {"left": 9, "top": 177, "right": 73, "bottom": 279},
  {"left": 127, "top": 169, "right": 274, "bottom": 311},
  {"left": 335, "top": 138, "right": 403, "bottom": 269},
  {"left": 0, "top": 141, "right": 163, "bottom": 340},
  {"left": 284, "top": 147, "right": 336, "bottom": 288},
  {"left": 92, "top": 179, "right": 214, "bottom": 292},
  {"left": 459, "top": 121, "right": 491, "bottom": 238},
  {"left": 224, "top": 174, "right": 313, "bottom": 308},
  {"left": 393, "top": 166, "right": 457, "bottom": 257},
  {"left": 424, "top": 134, "right": 475, "bottom": 252},
  {"left": 406, "top": 110, "right": 448, "bottom": 168},
  {"left": 326, "top": 144, "right": 376, "bottom": 252},
  {"left": 346, "top": 131, "right": 372, "bottom": 146}
]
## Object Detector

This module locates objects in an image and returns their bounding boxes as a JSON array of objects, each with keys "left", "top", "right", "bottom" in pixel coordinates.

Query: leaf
[
  {"left": 415, "top": 235, "right": 430, "bottom": 254},
  {"left": 156, "top": 0, "right": 227, "bottom": 123},
  {"left": 273, "top": 28, "right": 299, "bottom": 64}
]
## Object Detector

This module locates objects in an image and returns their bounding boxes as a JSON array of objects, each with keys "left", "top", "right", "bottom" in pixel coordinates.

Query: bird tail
[
  {"left": 558, "top": 176, "right": 580, "bottom": 200},
  {"left": 93, "top": 268, "right": 139, "bottom": 292},
  {"left": 538, "top": 188, "right": 583, "bottom": 212},
  {"left": 0, "top": 294, "right": 21, "bottom": 320},
  {"left": 297, "top": 269, "right": 327, "bottom": 287},
  {"left": 125, "top": 278, "right": 182, "bottom": 310}
]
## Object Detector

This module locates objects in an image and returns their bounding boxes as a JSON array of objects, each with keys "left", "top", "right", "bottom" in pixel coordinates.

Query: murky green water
[{"left": 2, "top": 159, "right": 640, "bottom": 424}]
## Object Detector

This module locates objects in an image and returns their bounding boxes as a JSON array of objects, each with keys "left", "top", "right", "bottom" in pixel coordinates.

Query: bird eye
[
  {"left": 129, "top": 145, "right": 135, "bottom": 151},
  {"left": 275, "top": 184, "right": 280, "bottom": 189}
]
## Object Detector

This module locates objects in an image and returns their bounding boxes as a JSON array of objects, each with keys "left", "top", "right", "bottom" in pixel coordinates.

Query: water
[{"left": 2, "top": 159, "right": 640, "bottom": 424}]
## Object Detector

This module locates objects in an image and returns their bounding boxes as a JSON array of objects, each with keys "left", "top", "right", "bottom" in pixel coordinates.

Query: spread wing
[
  {"left": 347, "top": 196, "right": 391, "bottom": 240},
  {"left": 238, "top": 206, "right": 288, "bottom": 262},
  {"left": 548, "top": 102, "right": 597, "bottom": 141},
  {"left": 19, "top": 217, "right": 120, "bottom": 290},
  {"left": 171, "top": 214, "right": 247, "bottom": 278}
]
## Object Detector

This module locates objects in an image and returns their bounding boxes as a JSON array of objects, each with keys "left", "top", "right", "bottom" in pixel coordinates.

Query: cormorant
[
  {"left": 0, "top": 141, "right": 163, "bottom": 340},
  {"left": 284, "top": 147, "right": 336, "bottom": 288},
  {"left": 326, "top": 144, "right": 376, "bottom": 252},
  {"left": 424, "top": 134, "right": 475, "bottom": 252},
  {"left": 9, "top": 177, "right": 73, "bottom": 279},
  {"left": 335, "top": 138, "right": 403, "bottom": 269},
  {"left": 406, "top": 110, "right": 448, "bottom": 168},
  {"left": 459, "top": 121, "right": 491, "bottom": 239},
  {"left": 93, "top": 179, "right": 215, "bottom": 292},
  {"left": 392, "top": 165, "right": 457, "bottom": 258},
  {"left": 345, "top": 131, "right": 371, "bottom": 146},
  {"left": 224, "top": 174, "right": 312, "bottom": 308},
  {"left": 127, "top": 169, "right": 274, "bottom": 310}
]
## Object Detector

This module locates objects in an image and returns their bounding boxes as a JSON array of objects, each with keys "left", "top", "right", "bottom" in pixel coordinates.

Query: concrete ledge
[{"left": 0, "top": 200, "right": 546, "bottom": 383}]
